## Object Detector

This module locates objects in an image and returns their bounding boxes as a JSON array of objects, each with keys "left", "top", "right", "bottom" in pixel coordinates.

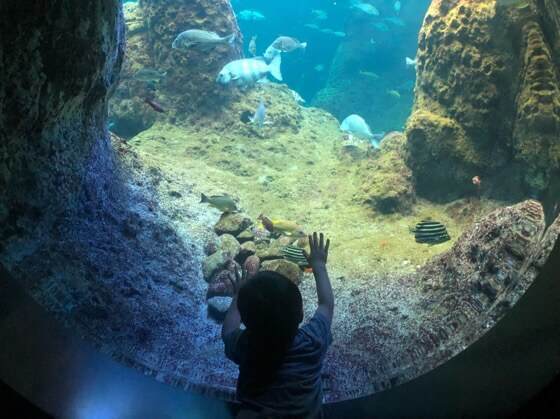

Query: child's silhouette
[{"left": 222, "top": 232, "right": 334, "bottom": 419}]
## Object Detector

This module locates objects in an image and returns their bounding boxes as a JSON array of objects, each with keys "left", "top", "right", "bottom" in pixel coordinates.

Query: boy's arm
[
  {"left": 222, "top": 295, "right": 241, "bottom": 339},
  {"left": 305, "top": 232, "right": 334, "bottom": 324},
  {"left": 221, "top": 268, "right": 245, "bottom": 340}
]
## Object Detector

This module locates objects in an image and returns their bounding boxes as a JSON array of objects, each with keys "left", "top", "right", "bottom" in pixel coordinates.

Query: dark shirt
[{"left": 223, "top": 311, "right": 332, "bottom": 418}]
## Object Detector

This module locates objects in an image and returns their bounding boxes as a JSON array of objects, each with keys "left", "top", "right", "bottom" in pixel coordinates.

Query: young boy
[{"left": 222, "top": 232, "right": 333, "bottom": 419}]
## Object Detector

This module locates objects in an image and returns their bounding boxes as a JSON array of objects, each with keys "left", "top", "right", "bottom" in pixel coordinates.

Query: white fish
[
  {"left": 216, "top": 55, "right": 282, "bottom": 86},
  {"left": 290, "top": 89, "right": 306, "bottom": 104},
  {"left": 394, "top": 1, "right": 402, "bottom": 15},
  {"left": 340, "top": 115, "right": 374, "bottom": 139},
  {"left": 351, "top": 2, "right": 380, "bottom": 16},
  {"left": 238, "top": 10, "right": 266, "bottom": 21},
  {"left": 311, "top": 9, "right": 328, "bottom": 20},
  {"left": 171, "top": 30, "right": 236, "bottom": 50},
  {"left": 250, "top": 100, "right": 266, "bottom": 128},
  {"left": 263, "top": 45, "right": 282, "bottom": 62},
  {"left": 406, "top": 56, "right": 417, "bottom": 68}
]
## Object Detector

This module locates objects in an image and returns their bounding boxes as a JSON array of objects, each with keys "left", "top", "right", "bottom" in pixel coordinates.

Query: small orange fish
[{"left": 472, "top": 176, "right": 481, "bottom": 186}]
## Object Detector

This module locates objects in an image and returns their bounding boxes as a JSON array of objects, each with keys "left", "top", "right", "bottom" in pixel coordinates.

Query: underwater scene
[{"left": 3, "top": 0, "right": 560, "bottom": 409}]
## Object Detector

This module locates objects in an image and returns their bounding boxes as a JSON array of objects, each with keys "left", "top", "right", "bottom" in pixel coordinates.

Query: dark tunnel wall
[{"left": 0, "top": 0, "right": 124, "bottom": 248}]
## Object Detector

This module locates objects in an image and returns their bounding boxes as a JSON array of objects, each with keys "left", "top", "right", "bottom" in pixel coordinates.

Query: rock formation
[
  {"left": 406, "top": 0, "right": 560, "bottom": 201},
  {"left": 110, "top": 0, "right": 244, "bottom": 137}
]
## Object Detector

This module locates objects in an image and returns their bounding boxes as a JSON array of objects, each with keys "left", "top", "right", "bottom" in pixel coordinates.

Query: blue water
[{"left": 232, "top": 0, "right": 431, "bottom": 130}]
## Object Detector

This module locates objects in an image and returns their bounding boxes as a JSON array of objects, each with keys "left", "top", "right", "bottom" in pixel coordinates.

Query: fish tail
[
  {"left": 268, "top": 54, "right": 283, "bottom": 81},
  {"left": 200, "top": 193, "right": 209, "bottom": 203},
  {"left": 300, "top": 42, "right": 308, "bottom": 49}
]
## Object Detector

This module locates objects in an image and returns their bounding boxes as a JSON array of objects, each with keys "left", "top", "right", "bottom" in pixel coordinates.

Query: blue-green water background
[{"left": 124, "top": 0, "right": 431, "bottom": 131}]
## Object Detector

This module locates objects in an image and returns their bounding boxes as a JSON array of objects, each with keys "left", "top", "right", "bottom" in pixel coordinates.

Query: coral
[{"left": 406, "top": 0, "right": 560, "bottom": 201}]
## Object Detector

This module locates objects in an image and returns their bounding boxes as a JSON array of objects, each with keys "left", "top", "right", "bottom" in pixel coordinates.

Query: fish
[
  {"left": 340, "top": 114, "right": 374, "bottom": 139},
  {"left": 257, "top": 214, "right": 274, "bottom": 233},
  {"left": 144, "top": 97, "right": 166, "bottom": 113},
  {"left": 351, "top": 1, "right": 380, "bottom": 16},
  {"left": 370, "top": 132, "right": 386, "bottom": 148},
  {"left": 171, "top": 30, "right": 236, "bottom": 50},
  {"left": 384, "top": 17, "right": 406, "bottom": 27},
  {"left": 250, "top": 100, "right": 266, "bottom": 128},
  {"left": 311, "top": 9, "right": 328, "bottom": 20},
  {"left": 271, "top": 219, "right": 306, "bottom": 236},
  {"left": 359, "top": 70, "right": 380, "bottom": 80},
  {"left": 387, "top": 89, "right": 401, "bottom": 99},
  {"left": 304, "top": 23, "right": 321, "bottom": 30},
  {"left": 373, "top": 22, "right": 390, "bottom": 32},
  {"left": 314, "top": 64, "right": 325, "bottom": 72},
  {"left": 320, "top": 28, "right": 335, "bottom": 34},
  {"left": 497, "top": 0, "right": 530, "bottom": 9},
  {"left": 411, "top": 220, "right": 451, "bottom": 245},
  {"left": 263, "top": 45, "right": 282, "bottom": 62},
  {"left": 248, "top": 35, "right": 257, "bottom": 56},
  {"left": 333, "top": 32, "right": 347, "bottom": 38},
  {"left": 281, "top": 245, "right": 310, "bottom": 267},
  {"left": 290, "top": 89, "right": 306, "bottom": 104},
  {"left": 406, "top": 56, "right": 417, "bottom": 68},
  {"left": 200, "top": 193, "right": 239, "bottom": 213},
  {"left": 394, "top": 1, "right": 402, "bottom": 15},
  {"left": 270, "top": 36, "right": 307, "bottom": 53},
  {"left": 238, "top": 10, "right": 266, "bottom": 21},
  {"left": 216, "top": 55, "right": 282, "bottom": 86},
  {"left": 133, "top": 68, "right": 167, "bottom": 83}
]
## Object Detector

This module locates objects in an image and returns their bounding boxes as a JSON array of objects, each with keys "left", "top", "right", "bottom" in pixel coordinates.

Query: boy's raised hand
[{"left": 304, "top": 232, "right": 330, "bottom": 269}]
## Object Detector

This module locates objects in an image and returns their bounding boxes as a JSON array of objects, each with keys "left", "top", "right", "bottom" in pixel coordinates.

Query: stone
[
  {"left": 236, "top": 241, "right": 256, "bottom": 264},
  {"left": 255, "top": 239, "right": 286, "bottom": 261},
  {"left": 360, "top": 132, "right": 415, "bottom": 214},
  {"left": 406, "top": 0, "right": 560, "bottom": 201},
  {"left": 207, "top": 296, "right": 233, "bottom": 321},
  {"left": 236, "top": 228, "right": 255, "bottom": 243},
  {"left": 214, "top": 213, "right": 252, "bottom": 236},
  {"left": 261, "top": 259, "right": 303, "bottom": 285},
  {"left": 202, "top": 251, "right": 229, "bottom": 281},
  {"left": 243, "top": 255, "right": 261, "bottom": 279},
  {"left": 207, "top": 269, "right": 235, "bottom": 298},
  {"left": 218, "top": 234, "right": 241, "bottom": 259}
]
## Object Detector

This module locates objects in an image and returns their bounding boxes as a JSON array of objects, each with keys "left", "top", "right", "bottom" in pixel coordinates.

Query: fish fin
[
  {"left": 268, "top": 54, "right": 283, "bottom": 81},
  {"left": 200, "top": 193, "right": 208, "bottom": 203},
  {"left": 226, "top": 33, "right": 236, "bottom": 45},
  {"left": 300, "top": 42, "right": 308, "bottom": 49}
]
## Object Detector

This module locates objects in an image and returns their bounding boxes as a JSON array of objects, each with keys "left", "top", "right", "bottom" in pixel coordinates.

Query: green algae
[{"left": 126, "top": 85, "right": 502, "bottom": 281}]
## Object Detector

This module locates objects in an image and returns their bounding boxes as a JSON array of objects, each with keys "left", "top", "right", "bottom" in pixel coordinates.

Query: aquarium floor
[{"left": 111, "top": 119, "right": 504, "bottom": 401}]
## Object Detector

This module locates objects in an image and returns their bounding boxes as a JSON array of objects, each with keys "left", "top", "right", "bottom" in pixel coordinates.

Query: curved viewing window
[{"left": 3, "top": 0, "right": 559, "bottom": 407}]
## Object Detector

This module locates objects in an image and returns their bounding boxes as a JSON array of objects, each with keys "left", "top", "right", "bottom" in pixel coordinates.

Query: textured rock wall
[
  {"left": 141, "top": 0, "right": 243, "bottom": 120},
  {"left": 406, "top": 0, "right": 560, "bottom": 201},
  {"left": 0, "top": 0, "right": 125, "bottom": 251}
]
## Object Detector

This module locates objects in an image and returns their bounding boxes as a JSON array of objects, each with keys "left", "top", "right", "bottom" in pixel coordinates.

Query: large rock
[
  {"left": 406, "top": 0, "right": 560, "bottom": 201},
  {"left": 360, "top": 132, "right": 415, "bottom": 213},
  {"left": 141, "top": 0, "right": 243, "bottom": 120},
  {"left": 218, "top": 234, "right": 241, "bottom": 259},
  {"left": 261, "top": 259, "right": 303, "bottom": 285},
  {"left": 214, "top": 212, "right": 252, "bottom": 236}
]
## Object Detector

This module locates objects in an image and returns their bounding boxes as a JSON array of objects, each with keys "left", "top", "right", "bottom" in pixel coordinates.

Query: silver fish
[
  {"left": 250, "top": 100, "right": 266, "bottom": 128},
  {"left": 216, "top": 55, "right": 282, "bottom": 86},
  {"left": 172, "top": 29, "right": 235, "bottom": 50}
]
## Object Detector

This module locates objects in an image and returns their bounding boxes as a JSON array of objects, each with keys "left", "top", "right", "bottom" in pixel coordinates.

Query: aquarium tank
[{"left": 1, "top": 0, "right": 560, "bottom": 414}]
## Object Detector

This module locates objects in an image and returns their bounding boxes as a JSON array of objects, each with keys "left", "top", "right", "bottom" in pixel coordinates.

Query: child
[{"left": 222, "top": 232, "right": 333, "bottom": 419}]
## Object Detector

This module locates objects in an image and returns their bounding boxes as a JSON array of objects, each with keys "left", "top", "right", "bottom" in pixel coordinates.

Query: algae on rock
[{"left": 406, "top": 0, "right": 560, "bottom": 202}]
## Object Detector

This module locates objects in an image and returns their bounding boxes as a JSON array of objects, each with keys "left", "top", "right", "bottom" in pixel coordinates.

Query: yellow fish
[{"left": 270, "top": 219, "right": 306, "bottom": 236}]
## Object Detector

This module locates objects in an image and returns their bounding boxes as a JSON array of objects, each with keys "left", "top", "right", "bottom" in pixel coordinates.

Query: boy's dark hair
[{"left": 237, "top": 271, "right": 304, "bottom": 396}]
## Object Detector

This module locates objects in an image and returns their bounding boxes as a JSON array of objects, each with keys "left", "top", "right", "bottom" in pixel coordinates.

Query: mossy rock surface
[{"left": 261, "top": 259, "right": 303, "bottom": 285}]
